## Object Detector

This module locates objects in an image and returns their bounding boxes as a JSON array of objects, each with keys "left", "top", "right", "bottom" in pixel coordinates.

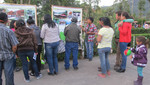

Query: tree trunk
[
  {"left": 28, "top": 0, "right": 31, "bottom": 4},
  {"left": 132, "top": 0, "right": 134, "bottom": 16},
  {"left": 20, "top": 0, "right": 23, "bottom": 4}
]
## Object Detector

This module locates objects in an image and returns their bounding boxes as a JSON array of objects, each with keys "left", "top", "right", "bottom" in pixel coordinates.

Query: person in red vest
[{"left": 116, "top": 12, "right": 132, "bottom": 73}]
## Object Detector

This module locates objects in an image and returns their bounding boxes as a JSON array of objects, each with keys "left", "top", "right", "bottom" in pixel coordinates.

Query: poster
[
  {"left": 0, "top": 3, "right": 37, "bottom": 25},
  {"left": 52, "top": 5, "right": 82, "bottom": 40}
]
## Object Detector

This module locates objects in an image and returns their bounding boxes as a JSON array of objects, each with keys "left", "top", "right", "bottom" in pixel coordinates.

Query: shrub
[{"left": 132, "top": 28, "right": 150, "bottom": 34}]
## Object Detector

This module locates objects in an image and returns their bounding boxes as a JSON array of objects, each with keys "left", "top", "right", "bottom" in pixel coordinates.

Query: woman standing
[
  {"left": 41, "top": 14, "right": 60, "bottom": 75},
  {"left": 116, "top": 12, "right": 132, "bottom": 73},
  {"left": 10, "top": 20, "right": 22, "bottom": 72},
  {"left": 27, "top": 16, "right": 42, "bottom": 76},
  {"left": 15, "top": 19, "right": 42, "bottom": 82},
  {"left": 97, "top": 17, "right": 114, "bottom": 78}
]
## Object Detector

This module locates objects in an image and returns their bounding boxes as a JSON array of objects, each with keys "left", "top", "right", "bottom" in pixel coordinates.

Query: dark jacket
[
  {"left": 29, "top": 24, "right": 42, "bottom": 45},
  {"left": 64, "top": 23, "right": 81, "bottom": 43},
  {"left": 15, "top": 26, "right": 38, "bottom": 52},
  {"left": 131, "top": 44, "right": 148, "bottom": 67}
]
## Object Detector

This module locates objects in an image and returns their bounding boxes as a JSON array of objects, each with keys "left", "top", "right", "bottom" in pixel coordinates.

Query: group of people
[
  {"left": 113, "top": 11, "right": 148, "bottom": 85},
  {"left": 0, "top": 10, "right": 148, "bottom": 85}
]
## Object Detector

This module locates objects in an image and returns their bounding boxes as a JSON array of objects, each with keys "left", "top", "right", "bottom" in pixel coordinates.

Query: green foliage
[
  {"left": 132, "top": 28, "right": 150, "bottom": 34},
  {"left": 135, "top": 18, "right": 146, "bottom": 26},
  {"left": 114, "top": 0, "right": 130, "bottom": 13}
]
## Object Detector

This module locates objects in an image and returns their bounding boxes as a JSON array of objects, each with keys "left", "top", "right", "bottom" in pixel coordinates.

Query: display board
[
  {"left": 52, "top": 5, "right": 82, "bottom": 40},
  {"left": 0, "top": 3, "right": 37, "bottom": 25}
]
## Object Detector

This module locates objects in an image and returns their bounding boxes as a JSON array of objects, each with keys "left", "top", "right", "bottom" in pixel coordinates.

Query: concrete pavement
[{"left": 2, "top": 52, "right": 150, "bottom": 85}]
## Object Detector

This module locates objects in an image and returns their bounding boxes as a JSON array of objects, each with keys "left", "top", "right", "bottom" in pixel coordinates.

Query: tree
[
  {"left": 138, "top": 0, "right": 146, "bottom": 18},
  {"left": 82, "top": 0, "right": 101, "bottom": 17},
  {"left": 114, "top": 0, "right": 130, "bottom": 13}
]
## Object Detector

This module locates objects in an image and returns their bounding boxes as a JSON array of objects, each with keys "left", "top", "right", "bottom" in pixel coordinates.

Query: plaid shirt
[
  {"left": 0, "top": 23, "right": 19, "bottom": 61},
  {"left": 85, "top": 23, "right": 97, "bottom": 42}
]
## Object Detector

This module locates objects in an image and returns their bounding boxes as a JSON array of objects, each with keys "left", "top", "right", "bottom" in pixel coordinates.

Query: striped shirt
[
  {"left": 0, "top": 23, "right": 19, "bottom": 61},
  {"left": 85, "top": 23, "right": 97, "bottom": 42}
]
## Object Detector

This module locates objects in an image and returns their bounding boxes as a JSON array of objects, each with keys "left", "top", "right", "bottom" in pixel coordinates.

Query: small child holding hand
[{"left": 130, "top": 36, "right": 149, "bottom": 85}]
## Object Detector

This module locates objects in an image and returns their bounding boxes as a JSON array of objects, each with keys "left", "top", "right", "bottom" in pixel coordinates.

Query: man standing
[
  {"left": 114, "top": 11, "right": 122, "bottom": 70},
  {"left": 0, "top": 13, "right": 19, "bottom": 85},
  {"left": 81, "top": 17, "right": 97, "bottom": 61},
  {"left": 64, "top": 17, "right": 81, "bottom": 70}
]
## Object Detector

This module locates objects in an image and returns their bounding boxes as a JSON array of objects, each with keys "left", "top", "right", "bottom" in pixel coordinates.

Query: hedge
[{"left": 132, "top": 28, "right": 150, "bottom": 34}]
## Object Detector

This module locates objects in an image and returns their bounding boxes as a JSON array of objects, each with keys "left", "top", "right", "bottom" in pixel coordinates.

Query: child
[{"left": 130, "top": 36, "right": 149, "bottom": 85}]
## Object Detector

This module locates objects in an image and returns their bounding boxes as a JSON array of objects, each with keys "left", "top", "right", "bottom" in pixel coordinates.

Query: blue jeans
[
  {"left": 85, "top": 41, "right": 94, "bottom": 60},
  {"left": 120, "top": 42, "right": 128, "bottom": 69},
  {"left": 0, "top": 57, "right": 15, "bottom": 85},
  {"left": 45, "top": 41, "right": 59, "bottom": 74},
  {"left": 137, "top": 66, "right": 144, "bottom": 77},
  {"left": 65, "top": 42, "right": 78, "bottom": 69},
  {"left": 18, "top": 50, "right": 39, "bottom": 80},
  {"left": 98, "top": 47, "right": 111, "bottom": 74}
]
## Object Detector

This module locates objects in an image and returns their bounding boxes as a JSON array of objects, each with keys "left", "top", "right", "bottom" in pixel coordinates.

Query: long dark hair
[
  {"left": 16, "top": 19, "right": 25, "bottom": 28},
  {"left": 136, "top": 36, "right": 149, "bottom": 48},
  {"left": 122, "top": 12, "right": 131, "bottom": 19},
  {"left": 99, "top": 17, "right": 112, "bottom": 27},
  {"left": 10, "top": 20, "right": 16, "bottom": 29},
  {"left": 44, "top": 14, "right": 56, "bottom": 28},
  {"left": 27, "top": 16, "right": 35, "bottom": 25}
]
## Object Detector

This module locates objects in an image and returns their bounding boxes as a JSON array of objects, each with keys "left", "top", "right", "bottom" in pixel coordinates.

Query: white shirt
[
  {"left": 97, "top": 27, "right": 114, "bottom": 49},
  {"left": 41, "top": 24, "right": 60, "bottom": 43}
]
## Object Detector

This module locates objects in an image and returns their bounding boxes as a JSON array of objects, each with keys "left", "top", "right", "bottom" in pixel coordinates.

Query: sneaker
[
  {"left": 15, "top": 67, "right": 22, "bottom": 72},
  {"left": 24, "top": 78, "right": 30, "bottom": 83},
  {"left": 30, "top": 72, "right": 35, "bottom": 76},
  {"left": 65, "top": 68, "right": 70, "bottom": 71},
  {"left": 36, "top": 74, "right": 42, "bottom": 80},
  {"left": 114, "top": 65, "right": 120, "bottom": 71},
  {"left": 48, "top": 72, "right": 54, "bottom": 76},
  {"left": 89, "top": 59, "right": 92, "bottom": 61},
  {"left": 73, "top": 67, "right": 79, "bottom": 70},
  {"left": 54, "top": 71, "right": 58, "bottom": 75},
  {"left": 116, "top": 68, "right": 126, "bottom": 73}
]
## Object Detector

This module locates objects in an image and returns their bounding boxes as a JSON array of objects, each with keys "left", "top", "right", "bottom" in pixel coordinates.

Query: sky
[
  {"left": 0, "top": 0, "right": 4, "bottom": 3},
  {"left": 80, "top": 0, "right": 116, "bottom": 7},
  {"left": 99, "top": 0, "right": 116, "bottom": 7},
  {"left": 0, "top": 0, "right": 115, "bottom": 7}
]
